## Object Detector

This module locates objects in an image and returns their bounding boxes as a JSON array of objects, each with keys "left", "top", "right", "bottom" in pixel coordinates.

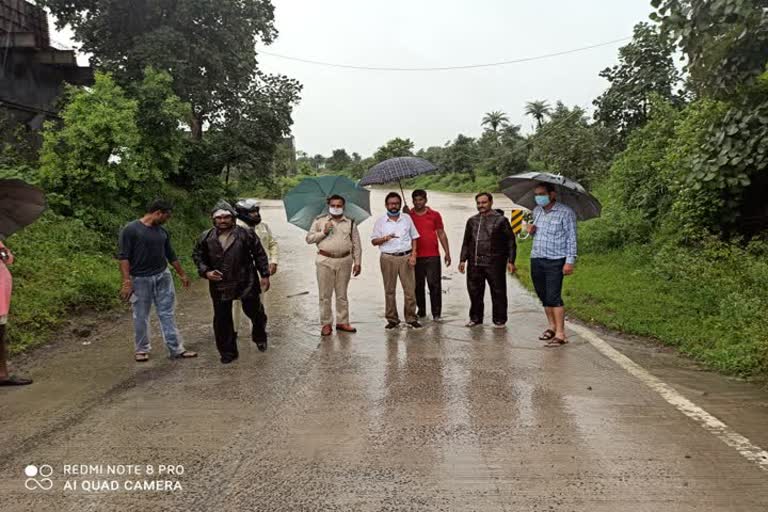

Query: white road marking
[{"left": 569, "top": 322, "right": 768, "bottom": 472}]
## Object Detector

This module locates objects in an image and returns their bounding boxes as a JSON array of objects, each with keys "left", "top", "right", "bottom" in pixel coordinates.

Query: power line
[{"left": 257, "top": 36, "right": 631, "bottom": 72}]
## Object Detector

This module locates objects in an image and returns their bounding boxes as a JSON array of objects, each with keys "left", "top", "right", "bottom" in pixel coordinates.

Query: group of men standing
[{"left": 113, "top": 183, "right": 577, "bottom": 367}]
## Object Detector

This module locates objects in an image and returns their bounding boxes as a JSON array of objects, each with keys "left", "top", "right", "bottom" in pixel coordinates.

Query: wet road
[{"left": 2, "top": 190, "right": 768, "bottom": 511}]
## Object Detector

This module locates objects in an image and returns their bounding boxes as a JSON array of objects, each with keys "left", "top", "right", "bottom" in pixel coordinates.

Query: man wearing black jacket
[
  {"left": 459, "top": 192, "right": 517, "bottom": 328},
  {"left": 193, "top": 201, "right": 271, "bottom": 363}
]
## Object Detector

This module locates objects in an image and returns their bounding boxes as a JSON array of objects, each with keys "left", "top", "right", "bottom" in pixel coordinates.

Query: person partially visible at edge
[
  {"left": 306, "top": 195, "right": 362, "bottom": 336},
  {"left": 118, "top": 200, "right": 197, "bottom": 363},
  {"left": 459, "top": 192, "right": 517, "bottom": 329},
  {"left": 410, "top": 189, "right": 451, "bottom": 322},
  {"left": 371, "top": 192, "right": 422, "bottom": 330},
  {"left": 526, "top": 182, "right": 577, "bottom": 347},
  {"left": 193, "top": 201, "right": 270, "bottom": 364},
  {"left": 233, "top": 198, "right": 278, "bottom": 340},
  {"left": 0, "top": 241, "right": 32, "bottom": 386}
]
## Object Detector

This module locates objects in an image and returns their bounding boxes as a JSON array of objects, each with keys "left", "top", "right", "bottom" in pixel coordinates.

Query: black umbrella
[
  {"left": 500, "top": 172, "right": 601, "bottom": 221},
  {"left": 0, "top": 179, "right": 47, "bottom": 239},
  {"left": 358, "top": 157, "right": 438, "bottom": 206}
]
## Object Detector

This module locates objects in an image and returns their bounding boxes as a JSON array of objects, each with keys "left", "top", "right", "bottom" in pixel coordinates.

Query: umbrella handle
[{"left": 398, "top": 179, "right": 408, "bottom": 208}]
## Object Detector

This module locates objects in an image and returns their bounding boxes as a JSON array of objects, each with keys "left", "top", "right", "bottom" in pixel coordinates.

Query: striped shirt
[{"left": 530, "top": 202, "right": 578, "bottom": 264}]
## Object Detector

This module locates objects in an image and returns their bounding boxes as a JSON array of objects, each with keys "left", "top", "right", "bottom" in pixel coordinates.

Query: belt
[
  {"left": 384, "top": 250, "right": 412, "bottom": 257},
  {"left": 318, "top": 250, "right": 351, "bottom": 259}
]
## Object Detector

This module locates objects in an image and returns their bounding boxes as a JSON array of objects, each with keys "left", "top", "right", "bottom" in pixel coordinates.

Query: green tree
[
  {"left": 593, "top": 22, "right": 683, "bottom": 137},
  {"left": 444, "top": 134, "right": 479, "bottom": 182},
  {"left": 524, "top": 100, "right": 551, "bottom": 129},
  {"left": 327, "top": 148, "right": 352, "bottom": 171},
  {"left": 481, "top": 111, "right": 509, "bottom": 134},
  {"left": 528, "top": 102, "right": 617, "bottom": 186},
  {"left": 41, "top": 0, "right": 301, "bottom": 140},
  {"left": 373, "top": 138, "right": 415, "bottom": 162},
  {"left": 651, "top": 0, "right": 768, "bottom": 98}
]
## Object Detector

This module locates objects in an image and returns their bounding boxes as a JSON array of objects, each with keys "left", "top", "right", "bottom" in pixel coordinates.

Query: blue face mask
[
  {"left": 387, "top": 208, "right": 401, "bottom": 217},
  {"left": 534, "top": 194, "right": 551, "bottom": 207}
]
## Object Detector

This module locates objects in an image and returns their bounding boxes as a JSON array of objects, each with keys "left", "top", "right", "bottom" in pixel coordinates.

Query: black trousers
[
  {"left": 467, "top": 262, "right": 508, "bottom": 324},
  {"left": 415, "top": 256, "right": 442, "bottom": 318},
  {"left": 212, "top": 296, "right": 267, "bottom": 359}
]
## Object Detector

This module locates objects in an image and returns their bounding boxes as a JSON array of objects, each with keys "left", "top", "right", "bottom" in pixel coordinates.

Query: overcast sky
[{"left": 54, "top": 1, "right": 654, "bottom": 157}]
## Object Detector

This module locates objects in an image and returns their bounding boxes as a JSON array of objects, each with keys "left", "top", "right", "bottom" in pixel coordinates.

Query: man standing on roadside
[
  {"left": 371, "top": 192, "right": 422, "bottom": 330},
  {"left": 193, "top": 201, "right": 270, "bottom": 364},
  {"left": 306, "top": 195, "right": 362, "bottom": 336},
  {"left": 118, "top": 200, "right": 198, "bottom": 362},
  {"left": 410, "top": 189, "right": 451, "bottom": 321},
  {"left": 526, "top": 182, "right": 577, "bottom": 347},
  {"left": 459, "top": 192, "right": 517, "bottom": 328}
]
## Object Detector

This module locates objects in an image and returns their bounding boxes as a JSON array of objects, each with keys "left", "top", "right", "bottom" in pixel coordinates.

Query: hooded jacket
[
  {"left": 460, "top": 210, "right": 516, "bottom": 267},
  {"left": 192, "top": 201, "right": 270, "bottom": 301}
]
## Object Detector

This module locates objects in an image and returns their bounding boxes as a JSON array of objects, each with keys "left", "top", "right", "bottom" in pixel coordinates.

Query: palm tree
[
  {"left": 524, "top": 100, "right": 551, "bottom": 129},
  {"left": 481, "top": 111, "right": 510, "bottom": 134}
]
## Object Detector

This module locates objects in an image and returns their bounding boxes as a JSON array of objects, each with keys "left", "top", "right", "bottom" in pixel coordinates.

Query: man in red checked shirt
[{"left": 410, "top": 190, "right": 452, "bottom": 321}]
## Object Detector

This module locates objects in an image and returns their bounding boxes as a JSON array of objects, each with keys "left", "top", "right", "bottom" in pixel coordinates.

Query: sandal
[
  {"left": 544, "top": 337, "right": 569, "bottom": 348},
  {"left": 134, "top": 353, "right": 149, "bottom": 362},
  {"left": 0, "top": 375, "right": 33, "bottom": 386},
  {"left": 174, "top": 351, "right": 198, "bottom": 359},
  {"left": 538, "top": 329, "right": 556, "bottom": 340}
]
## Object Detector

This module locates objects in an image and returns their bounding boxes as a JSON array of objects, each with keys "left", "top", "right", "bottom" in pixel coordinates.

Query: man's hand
[
  {"left": 507, "top": 263, "right": 517, "bottom": 274},
  {"left": 269, "top": 263, "right": 278, "bottom": 275},
  {"left": 260, "top": 277, "right": 271, "bottom": 292},
  {"left": 206, "top": 270, "right": 224, "bottom": 281},
  {"left": 324, "top": 222, "right": 334, "bottom": 235},
  {"left": 387, "top": 233, "right": 399, "bottom": 241},
  {"left": 353, "top": 264, "right": 361, "bottom": 277},
  {"left": 444, "top": 254, "right": 452, "bottom": 267},
  {"left": 120, "top": 280, "right": 133, "bottom": 301},
  {"left": 458, "top": 262, "right": 466, "bottom": 274},
  {"left": 180, "top": 274, "right": 191, "bottom": 289},
  {"left": 563, "top": 263, "right": 575, "bottom": 276},
  {"left": 526, "top": 224, "right": 537, "bottom": 235},
  {"left": 408, "top": 254, "right": 417, "bottom": 267}
]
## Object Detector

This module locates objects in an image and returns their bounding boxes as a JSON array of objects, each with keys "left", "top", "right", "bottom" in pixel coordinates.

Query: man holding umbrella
[
  {"left": 306, "top": 195, "right": 362, "bottom": 336},
  {"left": 0, "top": 241, "right": 32, "bottom": 386},
  {"left": 526, "top": 182, "right": 577, "bottom": 347}
]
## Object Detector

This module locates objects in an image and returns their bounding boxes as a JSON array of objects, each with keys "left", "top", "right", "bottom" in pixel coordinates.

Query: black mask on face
[{"left": 251, "top": 213, "right": 262, "bottom": 225}]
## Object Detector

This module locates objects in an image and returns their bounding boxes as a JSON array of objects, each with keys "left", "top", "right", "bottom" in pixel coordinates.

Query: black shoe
[
  {"left": 417, "top": 311, "right": 427, "bottom": 318},
  {"left": 408, "top": 321, "right": 423, "bottom": 329},
  {"left": 255, "top": 339, "right": 268, "bottom": 352},
  {"left": 385, "top": 321, "right": 400, "bottom": 330},
  {"left": 220, "top": 354, "right": 238, "bottom": 364}
]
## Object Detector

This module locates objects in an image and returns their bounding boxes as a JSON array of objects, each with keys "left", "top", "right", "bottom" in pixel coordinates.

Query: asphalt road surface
[{"left": 2, "top": 190, "right": 768, "bottom": 511}]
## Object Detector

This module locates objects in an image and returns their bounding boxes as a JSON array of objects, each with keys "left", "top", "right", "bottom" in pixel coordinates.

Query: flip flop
[
  {"left": 538, "top": 329, "right": 556, "bottom": 340},
  {"left": 174, "top": 351, "right": 198, "bottom": 359},
  {"left": 134, "top": 353, "right": 149, "bottom": 362},
  {"left": 0, "top": 375, "right": 33, "bottom": 386},
  {"left": 544, "top": 337, "right": 569, "bottom": 348}
]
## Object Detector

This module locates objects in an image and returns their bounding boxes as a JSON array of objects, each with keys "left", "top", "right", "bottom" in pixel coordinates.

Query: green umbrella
[{"left": 283, "top": 175, "right": 371, "bottom": 231}]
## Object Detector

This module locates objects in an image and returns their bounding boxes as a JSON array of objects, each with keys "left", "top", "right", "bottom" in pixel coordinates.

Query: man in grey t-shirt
[{"left": 118, "top": 200, "right": 198, "bottom": 362}]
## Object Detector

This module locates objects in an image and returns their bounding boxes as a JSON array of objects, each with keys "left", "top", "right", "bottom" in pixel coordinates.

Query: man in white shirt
[{"left": 371, "top": 192, "right": 422, "bottom": 330}]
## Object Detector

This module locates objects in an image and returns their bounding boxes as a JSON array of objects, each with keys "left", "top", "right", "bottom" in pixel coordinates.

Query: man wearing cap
[
  {"left": 193, "top": 201, "right": 271, "bottom": 364},
  {"left": 306, "top": 194, "right": 362, "bottom": 336},
  {"left": 233, "top": 198, "right": 279, "bottom": 338}
]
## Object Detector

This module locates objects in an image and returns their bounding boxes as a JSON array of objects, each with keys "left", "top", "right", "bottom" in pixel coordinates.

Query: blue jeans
[{"left": 130, "top": 269, "right": 185, "bottom": 357}]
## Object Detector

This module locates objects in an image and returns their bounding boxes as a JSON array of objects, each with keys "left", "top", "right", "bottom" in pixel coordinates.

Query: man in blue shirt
[{"left": 527, "top": 183, "right": 577, "bottom": 347}]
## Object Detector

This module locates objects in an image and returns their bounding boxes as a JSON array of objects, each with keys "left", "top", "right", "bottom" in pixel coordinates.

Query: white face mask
[{"left": 329, "top": 207, "right": 344, "bottom": 216}]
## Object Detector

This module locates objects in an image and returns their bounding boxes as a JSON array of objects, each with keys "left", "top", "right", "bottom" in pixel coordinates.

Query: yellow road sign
[{"left": 510, "top": 209, "right": 524, "bottom": 235}]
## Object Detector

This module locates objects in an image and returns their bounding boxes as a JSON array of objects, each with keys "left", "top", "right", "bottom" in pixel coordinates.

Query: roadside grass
[{"left": 515, "top": 239, "right": 768, "bottom": 378}]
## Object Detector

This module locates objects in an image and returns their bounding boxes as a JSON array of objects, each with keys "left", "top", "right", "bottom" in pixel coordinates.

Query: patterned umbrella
[
  {"left": 0, "top": 179, "right": 47, "bottom": 240},
  {"left": 359, "top": 157, "right": 438, "bottom": 186},
  {"left": 500, "top": 172, "right": 601, "bottom": 221}
]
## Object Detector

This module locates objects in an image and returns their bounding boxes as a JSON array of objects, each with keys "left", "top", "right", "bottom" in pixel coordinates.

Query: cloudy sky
[{"left": 54, "top": 0, "right": 654, "bottom": 157}]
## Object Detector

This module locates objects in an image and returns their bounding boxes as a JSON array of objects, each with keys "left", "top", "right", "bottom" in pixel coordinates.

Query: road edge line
[{"left": 569, "top": 322, "right": 768, "bottom": 472}]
